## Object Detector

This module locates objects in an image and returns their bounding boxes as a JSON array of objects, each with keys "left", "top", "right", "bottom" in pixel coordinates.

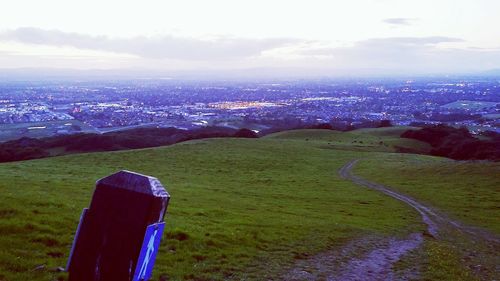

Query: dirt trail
[
  {"left": 283, "top": 159, "right": 500, "bottom": 280},
  {"left": 283, "top": 234, "right": 422, "bottom": 281},
  {"left": 329, "top": 233, "right": 423, "bottom": 281},
  {"left": 339, "top": 159, "right": 499, "bottom": 243}
]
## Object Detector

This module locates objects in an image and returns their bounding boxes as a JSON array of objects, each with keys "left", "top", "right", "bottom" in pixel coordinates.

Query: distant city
[{"left": 0, "top": 77, "right": 499, "bottom": 142}]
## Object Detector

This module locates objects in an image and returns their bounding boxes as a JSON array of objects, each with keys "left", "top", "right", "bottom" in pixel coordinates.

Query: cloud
[
  {"left": 1, "top": 28, "right": 499, "bottom": 75},
  {"left": 298, "top": 36, "right": 463, "bottom": 57},
  {"left": 382, "top": 18, "right": 416, "bottom": 26},
  {"left": 360, "top": 36, "right": 463, "bottom": 46},
  {"left": 0, "top": 27, "right": 300, "bottom": 60},
  {"left": 287, "top": 37, "right": 500, "bottom": 74}
]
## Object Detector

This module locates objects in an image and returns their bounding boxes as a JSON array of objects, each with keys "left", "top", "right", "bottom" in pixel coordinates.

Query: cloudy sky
[{"left": 0, "top": 0, "right": 499, "bottom": 76}]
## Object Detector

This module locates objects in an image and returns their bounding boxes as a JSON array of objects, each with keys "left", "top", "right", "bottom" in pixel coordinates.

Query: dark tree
[
  {"left": 378, "top": 120, "right": 393, "bottom": 128},
  {"left": 233, "top": 128, "right": 258, "bottom": 138}
]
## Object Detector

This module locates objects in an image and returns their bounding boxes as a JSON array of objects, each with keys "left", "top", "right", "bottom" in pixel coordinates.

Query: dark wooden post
[{"left": 66, "top": 170, "right": 170, "bottom": 281}]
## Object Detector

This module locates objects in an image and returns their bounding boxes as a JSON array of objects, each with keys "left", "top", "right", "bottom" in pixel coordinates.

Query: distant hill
[
  {"left": 265, "top": 126, "right": 431, "bottom": 154},
  {"left": 0, "top": 125, "right": 428, "bottom": 164},
  {"left": 1, "top": 124, "right": 498, "bottom": 163},
  {"left": 0, "top": 125, "right": 498, "bottom": 281},
  {"left": 0, "top": 126, "right": 254, "bottom": 163},
  {"left": 0, "top": 120, "right": 394, "bottom": 163}
]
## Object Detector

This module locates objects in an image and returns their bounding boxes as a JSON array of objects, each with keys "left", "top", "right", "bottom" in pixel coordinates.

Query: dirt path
[
  {"left": 283, "top": 234, "right": 423, "bottom": 281},
  {"left": 339, "top": 159, "right": 499, "bottom": 243},
  {"left": 283, "top": 159, "right": 500, "bottom": 280}
]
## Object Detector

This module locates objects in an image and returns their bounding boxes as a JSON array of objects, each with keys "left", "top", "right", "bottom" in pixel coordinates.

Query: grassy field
[
  {"left": 354, "top": 153, "right": 500, "bottom": 280},
  {"left": 0, "top": 127, "right": 497, "bottom": 280},
  {"left": 266, "top": 126, "right": 431, "bottom": 154},
  {"left": 354, "top": 154, "right": 500, "bottom": 234}
]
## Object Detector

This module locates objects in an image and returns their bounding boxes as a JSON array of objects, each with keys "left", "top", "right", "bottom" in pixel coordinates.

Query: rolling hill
[{"left": 0, "top": 128, "right": 498, "bottom": 280}]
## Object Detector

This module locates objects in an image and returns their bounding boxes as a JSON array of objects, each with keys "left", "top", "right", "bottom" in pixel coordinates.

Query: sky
[{"left": 0, "top": 0, "right": 499, "bottom": 76}]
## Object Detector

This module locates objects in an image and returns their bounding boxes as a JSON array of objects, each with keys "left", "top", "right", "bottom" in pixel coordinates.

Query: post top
[{"left": 96, "top": 170, "right": 170, "bottom": 198}]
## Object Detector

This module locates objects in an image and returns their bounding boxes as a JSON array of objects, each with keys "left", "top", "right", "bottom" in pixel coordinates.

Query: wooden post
[{"left": 66, "top": 170, "right": 170, "bottom": 281}]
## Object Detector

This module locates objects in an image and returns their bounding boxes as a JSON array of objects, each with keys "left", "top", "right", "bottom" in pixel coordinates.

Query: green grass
[
  {"left": 422, "top": 240, "right": 481, "bottom": 281},
  {"left": 354, "top": 153, "right": 500, "bottom": 234},
  {"left": 0, "top": 133, "right": 422, "bottom": 281},
  {"left": 0, "top": 128, "right": 497, "bottom": 280},
  {"left": 266, "top": 127, "right": 431, "bottom": 153},
  {"left": 355, "top": 153, "right": 499, "bottom": 281}
]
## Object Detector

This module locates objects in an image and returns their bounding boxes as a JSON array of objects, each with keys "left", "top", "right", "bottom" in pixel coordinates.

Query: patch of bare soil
[{"left": 283, "top": 234, "right": 422, "bottom": 281}]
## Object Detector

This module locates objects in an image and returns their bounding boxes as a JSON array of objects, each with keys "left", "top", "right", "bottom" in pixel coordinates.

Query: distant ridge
[{"left": 2, "top": 67, "right": 500, "bottom": 81}]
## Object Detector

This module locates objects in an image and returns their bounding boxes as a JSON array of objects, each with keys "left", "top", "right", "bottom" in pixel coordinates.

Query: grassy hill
[
  {"left": 0, "top": 128, "right": 497, "bottom": 280},
  {"left": 355, "top": 154, "right": 500, "bottom": 233},
  {"left": 266, "top": 127, "right": 431, "bottom": 154}
]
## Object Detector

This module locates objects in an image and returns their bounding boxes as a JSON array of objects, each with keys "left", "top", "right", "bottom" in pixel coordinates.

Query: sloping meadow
[{"left": 0, "top": 134, "right": 421, "bottom": 280}]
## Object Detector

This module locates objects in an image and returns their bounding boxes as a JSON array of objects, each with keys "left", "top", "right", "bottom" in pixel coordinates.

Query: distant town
[{"left": 0, "top": 77, "right": 499, "bottom": 142}]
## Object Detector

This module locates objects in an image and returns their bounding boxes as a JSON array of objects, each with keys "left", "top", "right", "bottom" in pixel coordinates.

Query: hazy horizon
[{"left": 1, "top": 0, "right": 500, "bottom": 76}]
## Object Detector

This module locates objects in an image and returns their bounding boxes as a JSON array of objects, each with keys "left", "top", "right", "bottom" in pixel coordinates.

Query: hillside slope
[
  {"left": 266, "top": 127, "right": 431, "bottom": 154},
  {"left": 0, "top": 128, "right": 497, "bottom": 280}
]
